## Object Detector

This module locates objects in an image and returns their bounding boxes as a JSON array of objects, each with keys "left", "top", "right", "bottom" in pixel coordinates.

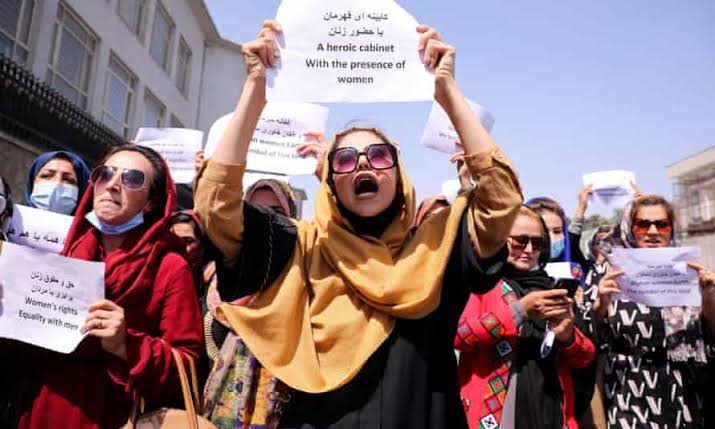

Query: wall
[
  {"left": 196, "top": 42, "right": 247, "bottom": 135},
  {"left": 26, "top": 0, "right": 209, "bottom": 137},
  {"left": 682, "top": 235, "right": 715, "bottom": 270},
  {"left": 0, "top": 133, "right": 41, "bottom": 204}
]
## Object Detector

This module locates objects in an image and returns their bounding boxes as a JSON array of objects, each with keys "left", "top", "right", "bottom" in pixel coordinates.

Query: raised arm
[
  {"left": 419, "top": 26, "right": 522, "bottom": 259},
  {"left": 194, "top": 21, "right": 281, "bottom": 267}
]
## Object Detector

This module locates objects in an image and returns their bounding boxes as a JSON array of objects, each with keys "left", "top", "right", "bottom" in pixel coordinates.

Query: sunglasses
[
  {"left": 633, "top": 218, "right": 671, "bottom": 235},
  {"left": 508, "top": 235, "right": 546, "bottom": 252},
  {"left": 91, "top": 165, "right": 147, "bottom": 191},
  {"left": 328, "top": 143, "right": 397, "bottom": 174}
]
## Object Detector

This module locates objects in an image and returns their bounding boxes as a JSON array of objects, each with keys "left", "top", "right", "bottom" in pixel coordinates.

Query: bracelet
[
  {"left": 509, "top": 301, "right": 526, "bottom": 327},
  {"left": 569, "top": 217, "right": 584, "bottom": 235}
]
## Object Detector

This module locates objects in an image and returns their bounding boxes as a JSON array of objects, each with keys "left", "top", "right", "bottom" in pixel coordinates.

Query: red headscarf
[
  {"left": 18, "top": 153, "right": 199, "bottom": 429},
  {"left": 61, "top": 157, "right": 185, "bottom": 301}
]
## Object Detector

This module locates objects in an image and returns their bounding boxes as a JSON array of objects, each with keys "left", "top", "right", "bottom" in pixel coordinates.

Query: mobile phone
[{"left": 555, "top": 278, "right": 579, "bottom": 298}]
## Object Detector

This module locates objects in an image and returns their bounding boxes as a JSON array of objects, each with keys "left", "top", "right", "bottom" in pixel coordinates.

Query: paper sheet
[
  {"left": 609, "top": 247, "right": 701, "bottom": 307},
  {"left": 6, "top": 204, "right": 73, "bottom": 253},
  {"left": 420, "top": 100, "right": 495, "bottom": 154},
  {"left": 0, "top": 241, "right": 105, "bottom": 353},
  {"left": 582, "top": 170, "right": 636, "bottom": 209},
  {"left": 135, "top": 127, "right": 204, "bottom": 184},
  {"left": 204, "top": 102, "right": 329, "bottom": 176},
  {"left": 267, "top": 0, "right": 434, "bottom": 103}
]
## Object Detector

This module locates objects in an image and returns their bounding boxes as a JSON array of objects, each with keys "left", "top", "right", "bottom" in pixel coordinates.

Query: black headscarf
[{"left": 502, "top": 206, "right": 565, "bottom": 429}]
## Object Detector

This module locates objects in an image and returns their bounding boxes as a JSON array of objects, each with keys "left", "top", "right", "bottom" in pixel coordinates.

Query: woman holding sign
[
  {"left": 194, "top": 20, "right": 522, "bottom": 429},
  {"left": 14, "top": 145, "right": 204, "bottom": 429},
  {"left": 591, "top": 195, "right": 715, "bottom": 428}
]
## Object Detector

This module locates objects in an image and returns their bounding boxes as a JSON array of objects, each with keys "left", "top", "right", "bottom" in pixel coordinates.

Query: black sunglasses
[
  {"left": 508, "top": 235, "right": 546, "bottom": 251},
  {"left": 91, "top": 165, "right": 147, "bottom": 191},
  {"left": 328, "top": 143, "right": 397, "bottom": 174},
  {"left": 633, "top": 219, "right": 671, "bottom": 234}
]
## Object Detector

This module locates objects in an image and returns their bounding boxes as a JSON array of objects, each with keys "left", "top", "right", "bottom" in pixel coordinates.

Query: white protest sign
[
  {"left": 7, "top": 204, "right": 73, "bottom": 253},
  {"left": 582, "top": 170, "right": 636, "bottom": 209},
  {"left": 204, "top": 102, "right": 329, "bottom": 176},
  {"left": 135, "top": 128, "right": 204, "bottom": 184},
  {"left": 610, "top": 247, "right": 701, "bottom": 307},
  {"left": 0, "top": 241, "right": 105, "bottom": 353},
  {"left": 267, "top": 0, "right": 434, "bottom": 103},
  {"left": 441, "top": 179, "right": 461, "bottom": 202},
  {"left": 421, "top": 100, "right": 495, "bottom": 154}
]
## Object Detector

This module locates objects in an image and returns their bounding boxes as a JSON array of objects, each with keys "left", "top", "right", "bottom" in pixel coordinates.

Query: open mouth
[{"left": 354, "top": 176, "right": 379, "bottom": 197}]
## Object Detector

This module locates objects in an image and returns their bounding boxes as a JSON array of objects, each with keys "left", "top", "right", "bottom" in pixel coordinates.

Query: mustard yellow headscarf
[{"left": 218, "top": 128, "right": 472, "bottom": 393}]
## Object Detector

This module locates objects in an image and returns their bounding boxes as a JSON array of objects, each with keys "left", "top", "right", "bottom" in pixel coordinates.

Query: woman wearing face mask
[
  {"left": 456, "top": 206, "right": 595, "bottom": 429},
  {"left": 527, "top": 196, "right": 588, "bottom": 268},
  {"left": 24, "top": 151, "right": 90, "bottom": 215},
  {"left": 13, "top": 145, "right": 204, "bottom": 429},
  {"left": 195, "top": 21, "right": 522, "bottom": 428},
  {"left": 590, "top": 195, "right": 715, "bottom": 428},
  {"left": 244, "top": 179, "right": 298, "bottom": 218}
]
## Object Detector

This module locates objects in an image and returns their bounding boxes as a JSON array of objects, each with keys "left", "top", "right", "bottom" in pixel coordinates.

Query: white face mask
[
  {"left": 84, "top": 210, "right": 145, "bottom": 235},
  {"left": 30, "top": 183, "right": 78, "bottom": 214}
]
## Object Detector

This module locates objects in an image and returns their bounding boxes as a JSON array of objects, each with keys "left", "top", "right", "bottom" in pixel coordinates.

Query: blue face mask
[
  {"left": 85, "top": 210, "right": 144, "bottom": 235},
  {"left": 30, "top": 183, "right": 78, "bottom": 214},
  {"left": 550, "top": 237, "right": 565, "bottom": 259}
]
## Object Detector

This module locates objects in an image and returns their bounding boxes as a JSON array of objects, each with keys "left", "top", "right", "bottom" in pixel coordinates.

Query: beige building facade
[{"left": 666, "top": 146, "right": 715, "bottom": 268}]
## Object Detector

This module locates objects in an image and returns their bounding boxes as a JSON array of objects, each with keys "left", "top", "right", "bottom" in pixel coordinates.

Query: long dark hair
[{"left": 96, "top": 145, "right": 170, "bottom": 224}]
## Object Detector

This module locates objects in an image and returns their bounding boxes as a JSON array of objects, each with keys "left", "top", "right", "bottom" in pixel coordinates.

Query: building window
[
  {"left": 170, "top": 114, "right": 184, "bottom": 128},
  {"left": 143, "top": 90, "right": 165, "bottom": 127},
  {"left": 175, "top": 37, "right": 191, "bottom": 96},
  {"left": 46, "top": 4, "right": 97, "bottom": 109},
  {"left": 102, "top": 55, "right": 136, "bottom": 138},
  {"left": 0, "top": 0, "right": 35, "bottom": 65},
  {"left": 117, "top": 0, "right": 146, "bottom": 38},
  {"left": 149, "top": 2, "right": 173, "bottom": 71}
]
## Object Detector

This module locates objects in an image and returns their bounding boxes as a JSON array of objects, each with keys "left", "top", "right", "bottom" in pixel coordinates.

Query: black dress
[{"left": 216, "top": 203, "right": 505, "bottom": 429}]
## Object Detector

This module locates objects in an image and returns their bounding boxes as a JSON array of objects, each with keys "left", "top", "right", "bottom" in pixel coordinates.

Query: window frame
[
  {"left": 117, "top": 0, "right": 147, "bottom": 41},
  {"left": 149, "top": 1, "right": 174, "bottom": 73},
  {"left": 102, "top": 54, "right": 137, "bottom": 138},
  {"left": 170, "top": 114, "right": 184, "bottom": 128},
  {"left": 175, "top": 35, "right": 191, "bottom": 97},
  {"left": 0, "top": 0, "right": 35, "bottom": 64},
  {"left": 143, "top": 89, "right": 165, "bottom": 128},
  {"left": 46, "top": 3, "right": 98, "bottom": 110}
]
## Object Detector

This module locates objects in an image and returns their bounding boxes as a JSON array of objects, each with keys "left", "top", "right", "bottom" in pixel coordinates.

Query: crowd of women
[{"left": 1, "top": 20, "right": 714, "bottom": 429}]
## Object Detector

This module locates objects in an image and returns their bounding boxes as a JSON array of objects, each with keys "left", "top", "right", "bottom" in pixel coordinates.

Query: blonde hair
[{"left": 515, "top": 205, "right": 548, "bottom": 240}]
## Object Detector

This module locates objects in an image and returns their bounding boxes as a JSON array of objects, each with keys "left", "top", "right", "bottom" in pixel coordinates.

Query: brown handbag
[{"left": 123, "top": 349, "right": 216, "bottom": 429}]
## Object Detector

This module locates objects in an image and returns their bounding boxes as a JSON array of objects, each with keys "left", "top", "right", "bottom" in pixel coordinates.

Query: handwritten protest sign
[
  {"left": 0, "top": 241, "right": 105, "bottom": 353},
  {"left": 7, "top": 204, "right": 73, "bottom": 253},
  {"left": 135, "top": 128, "right": 204, "bottom": 184},
  {"left": 204, "top": 102, "right": 329, "bottom": 176},
  {"left": 267, "top": 0, "right": 433, "bottom": 103},
  {"left": 582, "top": 170, "right": 636, "bottom": 209},
  {"left": 609, "top": 247, "right": 701, "bottom": 307},
  {"left": 421, "top": 100, "right": 495, "bottom": 154}
]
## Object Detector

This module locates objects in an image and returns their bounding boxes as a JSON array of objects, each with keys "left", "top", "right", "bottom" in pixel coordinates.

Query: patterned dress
[{"left": 598, "top": 299, "right": 710, "bottom": 429}]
